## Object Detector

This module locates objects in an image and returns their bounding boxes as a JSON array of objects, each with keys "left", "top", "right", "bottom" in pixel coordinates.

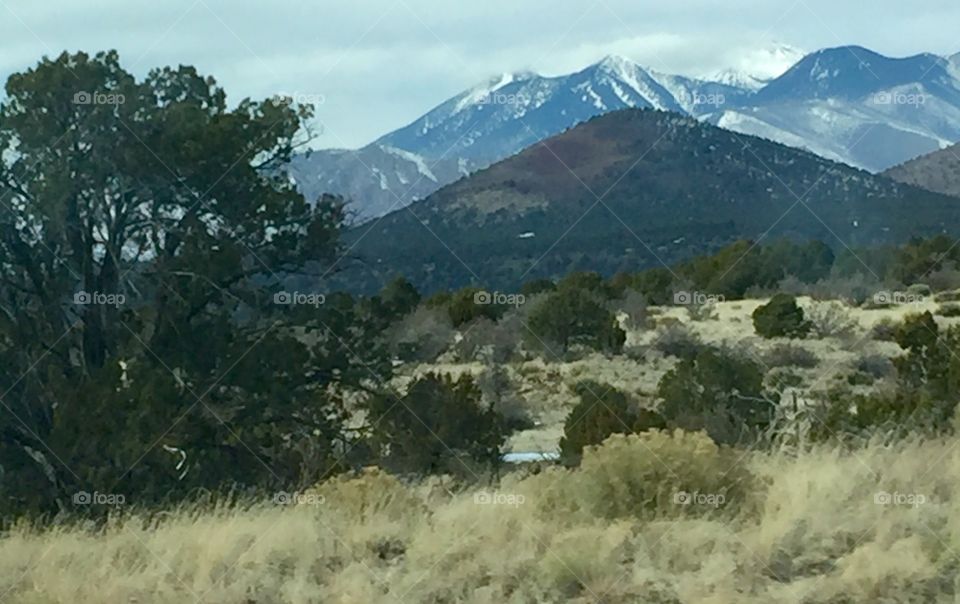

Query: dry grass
[
  {"left": 3, "top": 430, "right": 959, "bottom": 603},
  {"left": 398, "top": 296, "right": 940, "bottom": 456}
]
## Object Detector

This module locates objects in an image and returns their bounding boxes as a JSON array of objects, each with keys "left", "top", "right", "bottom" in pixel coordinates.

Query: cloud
[{"left": 1, "top": 0, "right": 958, "bottom": 148}]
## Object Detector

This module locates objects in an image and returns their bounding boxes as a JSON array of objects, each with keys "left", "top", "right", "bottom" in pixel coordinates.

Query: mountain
[
  {"left": 335, "top": 110, "right": 960, "bottom": 294},
  {"left": 884, "top": 143, "right": 960, "bottom": 197},
  {"left": 707, "top": 43, "right": 806, "bottom": 91},
  {"left": 287, "top": 146, "right": 477, "bottom": 222},
  {"left": 291, "top": 57, "right": 749, "bottom": 223},
  {"left": 377, "top": 57, "right": 746, "bottom": 161},
  {"left": 296, "top": 47, "right": 960, "bottom": 223},
  {"left": 712, "top": 47, "right": 960, "bottom": 172}
]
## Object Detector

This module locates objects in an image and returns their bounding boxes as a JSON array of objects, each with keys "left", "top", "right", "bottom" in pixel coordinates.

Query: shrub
[
  {"left": 558, "top": 381, "right": 665, "bottom": 465},
  {"left": 617, "top": 289, "right": 651, "bottom": 331},
  {"left": 367, "top": 373, "right": 504, "bottom": 475},
  {"left": 935, "top": 289, "right": 960, "bottom": 303},
  {"left": 764, "top": 343, "right": 819, "bottom": 369},
  {"left": 658, "top": 347, "right": 775, "bottom": 444},
  {"left": 526, "top": 288, "right": 625, "bottom": 354},
  {"left": 453, "top": 315, "right": 521, "bottom": 363},
  {"left": 519, "top": 278, "right": 556, "bottom": 297},
  {"left": 752, "top": 294, "right": 811, "bottom": 339},
  {"left": 476, "top": 366, "right": 533, "bottom": 433},
  {"left": 556, "top": 271, "right": 609, "bottom": 296},
  {"left": 807, "top": 301, "right": 859, "bottom": 339},
  {"left": 388, "top": 306, "right": 455, "bottom": 362},
  {"left": 447, "top": 287, "right": 507, "bottom": 327},
  {"left": 570, "top": 430, "right": 756, "bottom": 520},
  {"left": 893, "top": 312, "right": 950, "bottom": 391},
  {"left": 687, "top": 301, "right": 719, "bottom": 322},
  {"left": 856, "top": 354, "right": 895, "bottom": 380},
  {"left": 809, "top": 387, "right": 954, "bottom": 441},
  {"left": 373, "top": 277, "right": 421, "bottom": 322},
  {"left": 937, "top": 304, "right": 960, "bottom": 318},
  {"left": 653, "top": 321, "right": 703, "bottom": 359},
  {"left": 870, "top": 318, "right": 899, "bottom": 341}
]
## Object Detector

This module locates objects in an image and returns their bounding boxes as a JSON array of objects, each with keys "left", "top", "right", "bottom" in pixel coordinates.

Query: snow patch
[{"left": 380, "top": 145, "right": 438, "bottom": 182}]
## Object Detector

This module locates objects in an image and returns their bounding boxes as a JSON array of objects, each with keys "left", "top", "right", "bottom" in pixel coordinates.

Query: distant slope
[
  {"left": 294, "top": 47, "right": 960, "bottom": 223},
  {"left": 337, "top": 109, "right": 960, "bottom": 293},
  {"left": 709, "top": 46, "right": 960, "bottom": 173},
  {"left": 291, "top": 56, "right": 749, "bottom": 223},
  {"left": 884, "top": 143, "right": 960, "bottom": 197}
]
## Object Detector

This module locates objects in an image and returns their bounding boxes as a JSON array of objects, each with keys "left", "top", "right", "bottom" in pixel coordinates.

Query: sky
[{"left": 1, "top": 0, "right": 958, "bottom": 149}]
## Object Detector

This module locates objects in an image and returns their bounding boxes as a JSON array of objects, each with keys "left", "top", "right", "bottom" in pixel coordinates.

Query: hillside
[
  {"left": 293, "top": 47, "right": 960, "bottom": 222},
  {"left": 884, "top": 143, "right": 960, "bottom": 197},
  {"left": 291, "top": 56, "right": 747, "bottom": 223},
  {"left": 337, "top": 109, "right": 960, "bottom": 293}
]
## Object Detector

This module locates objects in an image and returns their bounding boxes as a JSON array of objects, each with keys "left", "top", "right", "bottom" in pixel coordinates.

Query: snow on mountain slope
[
  {"left": 291, "top": 46, "right": 960, "bottom": 223},
  {"left": 287, "top": 145, "right": 477, "bottom": 223},
  {"left": 719, "top": 47, "right": 960, "bottom": 171},
  {"left": 707, "top": 43, "right": 806, "bottom": 91}
]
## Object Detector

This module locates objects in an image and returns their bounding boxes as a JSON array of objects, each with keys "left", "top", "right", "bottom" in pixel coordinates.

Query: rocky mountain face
[
  {"left": 884, "top": 143, "right": 960, "bottom": 198},
  {"left": 294, "top": 46, "right": 960, "bottom": 224},
  {"left": 334, "top": 110, "right": 960, "bottom": 293}
]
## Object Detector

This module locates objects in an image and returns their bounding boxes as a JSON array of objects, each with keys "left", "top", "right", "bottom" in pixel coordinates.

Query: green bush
[
  {"left": 447, "top": 287, "right": 507, "bottom": 327},
  {"left": 658, "top": 347, "right": 775, "bottom": 444},
  {"left": 526, "top": 288, "right": 625, "bottom": 354},
  {"left": 653, "top": 321, "right": 704, "bottom": 360},
  {"left": 763, "top": 343, "right": 819, "bottom": 369},
  {"left": 519, "top": 278, "right": 556, "bottom": 297},
  {"left": 752, "top": 294, "right": 811, "bottom": 339},
  {"left": 367, "top": 373, "right": 504, "bottom": 474},
  {"left": 558, "top": 381, "right": 665, "bottom": 465}
]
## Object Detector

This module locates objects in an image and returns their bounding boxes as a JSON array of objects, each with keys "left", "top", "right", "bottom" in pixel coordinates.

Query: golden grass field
[
  {"left": 2, "top": 430, "right": 958, "bottom": 603},
  {"left": 2, "top": 295, "right": 957, "bottom": 603}
]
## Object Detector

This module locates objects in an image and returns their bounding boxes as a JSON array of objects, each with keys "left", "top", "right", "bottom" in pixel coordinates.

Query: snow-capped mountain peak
[
  {"left": 710, "top": 68, "right": 767, "bottom": 91},
  {"left": 595, "top": 54, "right": 642, "bottom": 77},
  {"left": 291, "top": 44, "right": 960, "bottom": 223},
  {"left": 453, "top": 71, "right": 538, "bottom": 113}
]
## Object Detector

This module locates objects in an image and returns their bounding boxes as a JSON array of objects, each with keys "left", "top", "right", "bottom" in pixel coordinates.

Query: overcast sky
[{"left": 2, "top": 0, "right": 958, "bottom": 149}]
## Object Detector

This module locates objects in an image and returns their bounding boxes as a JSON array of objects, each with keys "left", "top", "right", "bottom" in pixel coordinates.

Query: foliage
[
  {"left": 0, "top": 51, "right": 381, "bottom": 518},
  {"left": 763, "top": 344, "right": 819, "bottom": 369},
  {"left": 366, "top": 373, "right": 504, "bottom": 475},
  {"left": 526, "top": 287, "right": 625, "bottom": 353},
  {"left": 446, "top": 287, "right": 507, "bottom": 327},
  {"left": 806, "top": 301, "right": 859, "bottom": 339},
  {"left": 657, "top": 347, "right": 774, "bottom": 444},
  {"left": 558, "top": 381, "right": 665, "bottom": 465},
  {"left": 653, "top": 320, "right": 703, "bottom": 359},
  {"left": 570, "top": 430, "right": 756, "bottom": 520},
  {"left": 752, "top": 294, "right": 811, "bottom": 339},
  {"left": 372, "top": 277, "right": 421, "bottom": 323}
]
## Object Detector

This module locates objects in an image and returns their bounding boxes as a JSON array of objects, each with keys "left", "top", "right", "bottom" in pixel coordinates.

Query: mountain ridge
[
  {"left": 294, "top": 46, "right": 960, "bottom": 223},
  {"left": 334, "top": 109, "right": 960, "bottom": 294}
]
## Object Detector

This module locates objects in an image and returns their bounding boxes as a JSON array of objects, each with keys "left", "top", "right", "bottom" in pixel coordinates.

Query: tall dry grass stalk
[{"left": 2, "top": 429, "right": 958, "bottom": 603}]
